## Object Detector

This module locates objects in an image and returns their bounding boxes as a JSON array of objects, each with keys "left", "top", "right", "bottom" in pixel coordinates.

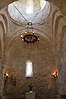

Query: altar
[{"left": 26, "top": 92, "right": 35, "bottom": 99}]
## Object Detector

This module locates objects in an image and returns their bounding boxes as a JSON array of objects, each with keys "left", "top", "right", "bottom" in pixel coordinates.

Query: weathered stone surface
[{"left": 0, "top": 1, "right": 66, "bottom": 99}]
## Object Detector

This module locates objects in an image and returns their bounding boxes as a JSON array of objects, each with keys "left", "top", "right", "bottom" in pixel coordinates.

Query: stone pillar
[
  {"left": 57, "top": 64, "right": 66, "bottom": 98},
  {"left": 57, "top": 64, "right": 62, "bottom": 99},
  {"left": 0, "top": 66, "right": 4, "bottom": 99}
]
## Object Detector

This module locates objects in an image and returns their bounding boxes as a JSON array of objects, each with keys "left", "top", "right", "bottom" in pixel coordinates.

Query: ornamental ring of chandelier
[{"left": 23, "top": 34, "right": 38, "bottom": 43}]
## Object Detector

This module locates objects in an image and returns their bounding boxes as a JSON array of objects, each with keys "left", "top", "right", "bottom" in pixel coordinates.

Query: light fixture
[
  {"left": 21, "top": 22, "right": 39, "bottom": 44},
  {"left": 4, "top": 72, "right": 9, "bottom": 89},
  {"left": 4, "top": 72, "right": 8, "bottom": 83},
  {"left": 4, "top": 71, "right": 16, "bottom": 89},
  {"left": 53, "top": 70, "right": 58, "bottom": 78}
]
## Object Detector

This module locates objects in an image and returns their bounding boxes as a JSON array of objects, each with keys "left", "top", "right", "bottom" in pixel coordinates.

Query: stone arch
[
  {"left": 4, "top": 32, "right": 52, "bottom": 65},
  {"left": 50, "top": 7, "right": 63, "bottom": 65},
  {"left": 0, "top": 13, "right": 8, "bottom": 62},
  {"left": 0, "top": 20, "right": 5, "bottom": 58},
  {"left": 59, "top": 26, "right": 66, "bottom": 59},
  {"left": 0, "top": 13, "right": 8, "bottom": 34},
  {"left": 7, "top": 27, "right": 51, "bottom": 50},
  {"left": 52, "top": 9, "right": 58, "bottom": 36},
  {"left": 55, "top": 15, "right": 63, "bottom": 38}
]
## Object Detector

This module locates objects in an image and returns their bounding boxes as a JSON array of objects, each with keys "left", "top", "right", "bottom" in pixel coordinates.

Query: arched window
[{"left": 25, "top": 60, "right": 33, "bottom": 77}]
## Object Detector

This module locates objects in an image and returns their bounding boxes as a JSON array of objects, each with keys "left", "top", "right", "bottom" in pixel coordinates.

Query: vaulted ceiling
[
  {"left": 0, "top": 0, "right": 66, "bottom": 98},
  {"left": 0, "top": 0, "right": 66, "bottom": 71},
  {"left": 0, "top": 0, "right": 66, "bottom": 16}
]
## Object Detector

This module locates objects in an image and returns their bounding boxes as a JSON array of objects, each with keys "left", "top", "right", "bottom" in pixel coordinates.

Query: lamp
[
  {"left": 53, "top": 70, "right": 58, "bottom": 78},
  {"left": 4, "top": 72, "right": 9, "bottom": 89},
  {"left": 21, "top": 22, "right": 39, "bottom": 44},
  {"left": 4, "top": 71, "right": 16, "bottom": 89},
  {"left": 4, "top": 72, "right": 8, "bottom": 83}
]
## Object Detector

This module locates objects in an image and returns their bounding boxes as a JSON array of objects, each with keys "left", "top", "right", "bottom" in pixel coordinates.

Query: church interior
[{"left": 0, "top": 0, "right": 66, "bottom": 99}]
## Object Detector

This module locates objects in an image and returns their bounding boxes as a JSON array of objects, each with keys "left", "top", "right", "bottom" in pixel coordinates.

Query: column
[{"left": 0, "top": 65, "right": 4, "bottom": 99}]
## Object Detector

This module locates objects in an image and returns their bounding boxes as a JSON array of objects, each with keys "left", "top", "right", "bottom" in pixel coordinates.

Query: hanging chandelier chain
[
  {"left": 31, "top": 1, "right": 46, "bottom": 23},
  {"left": 13, "top": 3, "right": 43, "bottom": 25},
  {"left": 13, "top": 2, "right": 40, "bottom": 44},
  {"left": 13, "top": 4, "right": 28, "bottom": 23},
  {"left": 21, "top": 22, "right": 39, "bottom": 44}
]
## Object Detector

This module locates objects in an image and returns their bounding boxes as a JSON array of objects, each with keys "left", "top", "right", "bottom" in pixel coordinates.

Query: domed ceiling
[
  {"left": 8, "top": 0, "right": 50, "bottom": 25},
  {"left": 0, "top": 0, "right": 65, "bottom": 67},
  {"left": 0, "top": 0, "right": 66, "bottom": 99},
  {"left": 0, "top": 0, "right": 65, "bottom": 69}
]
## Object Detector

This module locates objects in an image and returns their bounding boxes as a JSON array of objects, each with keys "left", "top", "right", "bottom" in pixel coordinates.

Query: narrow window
[{"left": 26, "top": 60, "right": 33, "bottom": 77}]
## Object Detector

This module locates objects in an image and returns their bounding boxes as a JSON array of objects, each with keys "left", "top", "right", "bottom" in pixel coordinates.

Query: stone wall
[{"left": 0, "top": 2, "right": 66, "bottom": 99}]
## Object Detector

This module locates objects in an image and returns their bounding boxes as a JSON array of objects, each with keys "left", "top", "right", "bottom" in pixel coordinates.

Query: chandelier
[{"left": 21, "top": 22, "right": 39, "bottom": 44}]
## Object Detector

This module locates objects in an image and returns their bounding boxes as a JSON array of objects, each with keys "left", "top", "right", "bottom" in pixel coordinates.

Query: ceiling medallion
[{"left": 21, "top": 22, "right": 39, "bottom": 44}]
